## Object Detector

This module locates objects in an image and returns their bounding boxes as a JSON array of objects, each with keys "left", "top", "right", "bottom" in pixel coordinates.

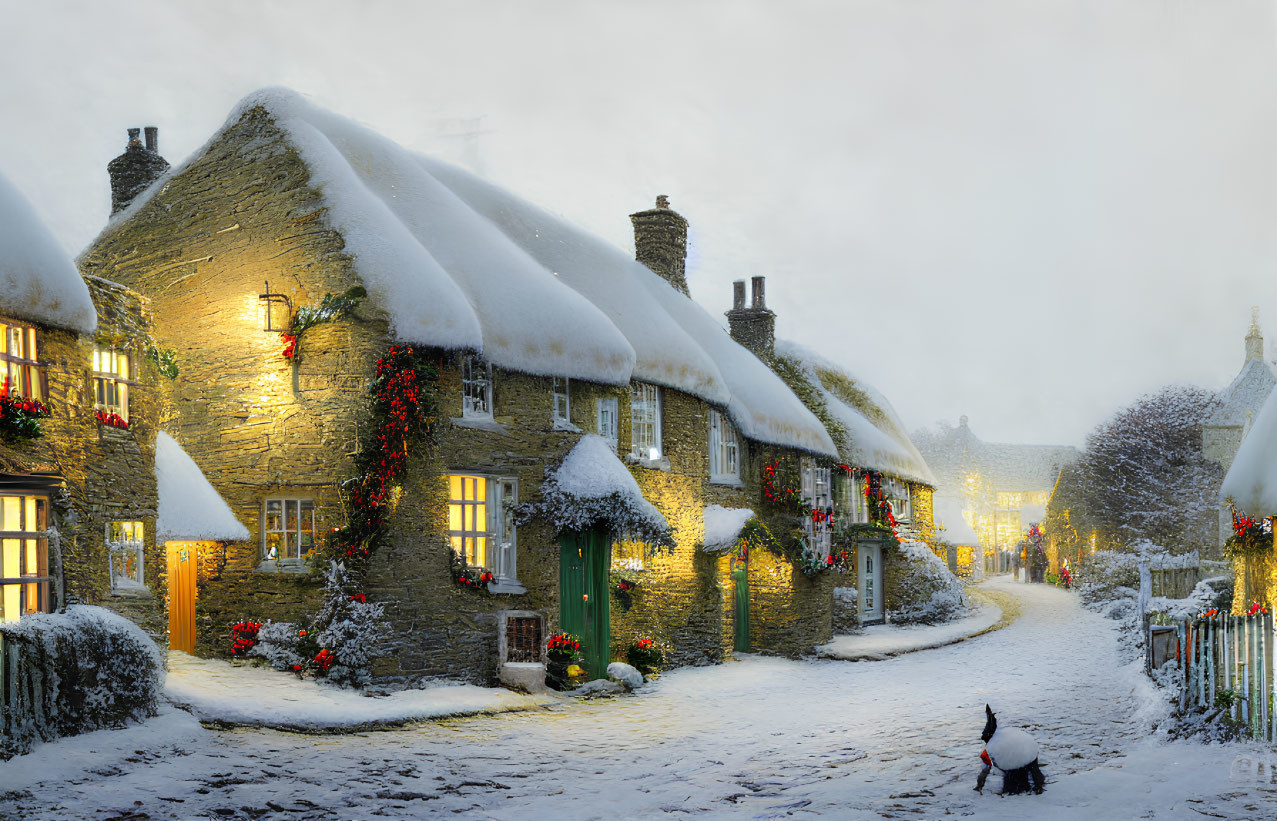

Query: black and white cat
[{"left": 976, "top": 704, "right": 1045, "bottom": 795}]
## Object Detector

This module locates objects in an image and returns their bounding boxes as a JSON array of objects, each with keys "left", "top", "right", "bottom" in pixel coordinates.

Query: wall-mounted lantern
[{"left": 258, "top": 280, "right": 292, "bottom": 331}]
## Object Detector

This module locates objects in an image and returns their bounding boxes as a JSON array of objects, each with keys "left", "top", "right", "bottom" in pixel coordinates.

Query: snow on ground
[
  {"left": 164, "top": 652, "right": 553, "bottom": 730},
  {"left": 817, "top": 594, "right": 1002, "bottom": 660},
  {"left": 3, "top": 578, "right": 1274, "bottom": 819}
]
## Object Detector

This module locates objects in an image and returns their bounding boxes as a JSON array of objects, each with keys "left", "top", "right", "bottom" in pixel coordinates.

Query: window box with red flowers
[{"left": 95, "top": 410, "right": 129, "bottom": 430}]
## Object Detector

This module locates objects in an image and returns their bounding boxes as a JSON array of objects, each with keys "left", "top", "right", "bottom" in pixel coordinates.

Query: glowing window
[
  {"left": 447, "top": 474, "right": 520, "bottom": 582},
  {"left": 0, "top": 493, "right": 49, "bottom": 623},
  {"left": 93, "top": 346, "right": 131, "bottom": 421},
  {"left": 0, "top": 321, "right": 44, "bottom": 401},
  {"left": 263, "top": 499, "right": 315, "bottom": 563}
]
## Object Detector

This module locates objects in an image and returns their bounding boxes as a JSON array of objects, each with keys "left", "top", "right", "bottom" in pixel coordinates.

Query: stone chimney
[
  {"left": 630, "top": 195, "right": 689, "bottom": 295},
  {"left": 108, "top": 126, "right": 170, "bottom": 214},
  {"left": 726, "top": 275, "right": 776, "bottom": 358},
  {"left": 1246, "top": 306, "right": 1264, "bottom": 363}
]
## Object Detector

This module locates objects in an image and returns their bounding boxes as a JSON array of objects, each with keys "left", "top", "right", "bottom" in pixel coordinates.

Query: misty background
[{"left": 3, "top": 0, "right": 1276, "bottom": 448}]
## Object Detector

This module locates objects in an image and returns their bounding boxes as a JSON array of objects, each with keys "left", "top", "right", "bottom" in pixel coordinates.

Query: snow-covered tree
[
  {"left": 1073, "top": 385, "right": 1221, "bottom": 552},
  {"left": 314, "top": 561, "right": 390, "bottom": 689}
]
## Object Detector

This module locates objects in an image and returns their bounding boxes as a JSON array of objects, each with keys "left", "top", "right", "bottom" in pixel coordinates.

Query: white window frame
[
  {"left": 629, "top": 382, "right": 662, "bottom": 462},
  {"left": 597, "top": 397, "right": 619, "bottom": 450},
  {"left": 837, "top": 468, "right": 870, "bottom": 526},
  {"left": 552, "top": 376, "right": 570, "bottom": 425},
  {"left": 0, "top": 320, "right": 45, "bottom": 401},
  {"left": 262, "top": 498, "right": 315, "bottom": 565},
  {"left": 801, "top": 458, "right": 833, "bottom": 560},
  {"left": 708, "top": 409, "right": 740, "bottom": 483},
  {"left": 93, "top": 345, "right": 132, "bottom": 422},
  {"left": 447, "top": 473, "right": 523, "bottom": 593},
  {"left": 107, "top": 521, "right": 146, "bottom": 592},
  {"left": 461, "top": 355, "right": 493, "bottom": 419}
]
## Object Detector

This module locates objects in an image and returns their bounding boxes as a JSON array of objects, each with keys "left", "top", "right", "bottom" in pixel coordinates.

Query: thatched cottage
[{"left": 80, "top": 89, "right": 945, "bottom": 686}]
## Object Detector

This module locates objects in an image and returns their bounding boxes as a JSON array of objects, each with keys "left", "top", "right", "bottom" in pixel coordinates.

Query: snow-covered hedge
[
  {"left": 886, "top": 540, "right": 967, "bottom": 625},
  {"left": 1, "top": 606, "right": 163, "bottom": 759},
  {"left": 1073, "top": 550, "right": 1141, "bottom": 605}
]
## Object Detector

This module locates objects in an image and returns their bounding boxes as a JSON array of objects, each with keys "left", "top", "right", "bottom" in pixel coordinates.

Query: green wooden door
[
  {"left": 559, "top": 527, "right": 611, "bottom": 678},
  {"left": 731, "top": 550, "right": 750, "bottom": 653}
]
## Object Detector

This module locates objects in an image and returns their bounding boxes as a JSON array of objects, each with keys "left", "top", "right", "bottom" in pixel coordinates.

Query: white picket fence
[{"left": 1173, "top": 611, "right": 1276, "bottom": 743}]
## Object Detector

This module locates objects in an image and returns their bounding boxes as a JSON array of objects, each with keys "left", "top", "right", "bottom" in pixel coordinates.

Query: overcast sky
[{"left": 4, "top": 0, "right": 1277, "bottom": 447}]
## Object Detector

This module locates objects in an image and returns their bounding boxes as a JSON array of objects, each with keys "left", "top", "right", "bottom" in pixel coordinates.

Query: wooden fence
[{"left": 1170, "top": 611, "right": 1276, "bottom": 743}]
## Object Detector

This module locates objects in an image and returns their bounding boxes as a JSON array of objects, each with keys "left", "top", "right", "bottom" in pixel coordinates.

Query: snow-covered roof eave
[
  {"left": 0, "top": 172, "right": 97, "bottom": 334},
  {"left": 156, "top": 432, "right": 250, "bottom": 542}
]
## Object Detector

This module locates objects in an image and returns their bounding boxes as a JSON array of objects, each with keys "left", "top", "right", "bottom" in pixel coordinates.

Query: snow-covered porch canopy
[
  {"left": 0, "top": 172, "right": 97, "bottom": 334},
  {"left": 95, "top": 87, "right": 836, "bottom": 459},
  {"left": 156, "top": 432, "right": 250, "bottom": 542},
  {"left": 701, "top": 505, "right": 754, "bottom": 553},
  {"left": 518, "top": 435, "right": 672, "bottom": 548}
]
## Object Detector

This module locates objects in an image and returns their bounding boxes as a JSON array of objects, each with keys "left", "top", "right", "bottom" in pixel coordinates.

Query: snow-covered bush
[
  {"left": 1073, "top": 550, "right": 1140, "bottom": 605},
  {"left": 0, "top": 606, "right": 163, "bottom": 759},
  {"left": 249, "top": 620, "right": 312, "bottom": 673},
  {"left": 886, "top": 540, "right": 968, "bottom": 625}
]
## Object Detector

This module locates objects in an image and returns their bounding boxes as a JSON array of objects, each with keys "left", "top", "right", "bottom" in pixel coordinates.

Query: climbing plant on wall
[{"left": 327, "top": 343, "right": 439, "bottom": 570}]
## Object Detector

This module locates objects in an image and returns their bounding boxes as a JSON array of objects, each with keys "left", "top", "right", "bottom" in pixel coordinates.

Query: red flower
[
  {"left": 281, "top": 334, "right": 297, "bottom": 359},
  {"left": 350, "top": 593, "right": 367, "bottom": 603}
]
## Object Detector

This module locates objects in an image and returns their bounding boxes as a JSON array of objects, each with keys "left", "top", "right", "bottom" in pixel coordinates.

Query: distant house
[{"left": 914, "top": 417, "right": 1077, "bottom": 575}]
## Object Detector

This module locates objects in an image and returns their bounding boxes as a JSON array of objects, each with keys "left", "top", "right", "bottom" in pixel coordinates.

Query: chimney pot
[
  {"left": 732, "top": 280, "right": 746, "bottom": 310},
  {"left": 656, "top": 194, "right": 669, "bottom": 209},
  {"left": 109, "top": 125, "right": 170, "bottom": 214},
  {"left": 751, "top": 276, "right": 766, "bottom": 309}
]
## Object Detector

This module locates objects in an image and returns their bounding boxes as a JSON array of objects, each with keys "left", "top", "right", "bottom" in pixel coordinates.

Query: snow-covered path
[{"left": 3, "top": 578, "right": 1275, "bottom": 819}]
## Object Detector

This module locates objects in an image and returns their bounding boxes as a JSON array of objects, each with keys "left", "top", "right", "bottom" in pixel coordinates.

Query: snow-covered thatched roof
[
  {"left": 1206, "top": 356, "right": 1276, "bottom": 430},
  {"left": 0, "top": 172, "right": 96, "bottom": 334},
  {"left": 1221, "top": 384, "right": 1277, "bottom": 514},
  {"left": 156, "top": 432, "right": 250, "bottom": 541},
  {"left": 98, "top": 88, "right": 835, "bottom": 457},
  {"left": 774, "top": 340, "right": 935, "bottom": 485}
]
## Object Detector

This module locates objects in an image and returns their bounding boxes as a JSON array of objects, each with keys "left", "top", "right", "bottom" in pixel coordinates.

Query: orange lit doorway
[{"left": 166, "top": 542, "right": 197, "bottom": 652}]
